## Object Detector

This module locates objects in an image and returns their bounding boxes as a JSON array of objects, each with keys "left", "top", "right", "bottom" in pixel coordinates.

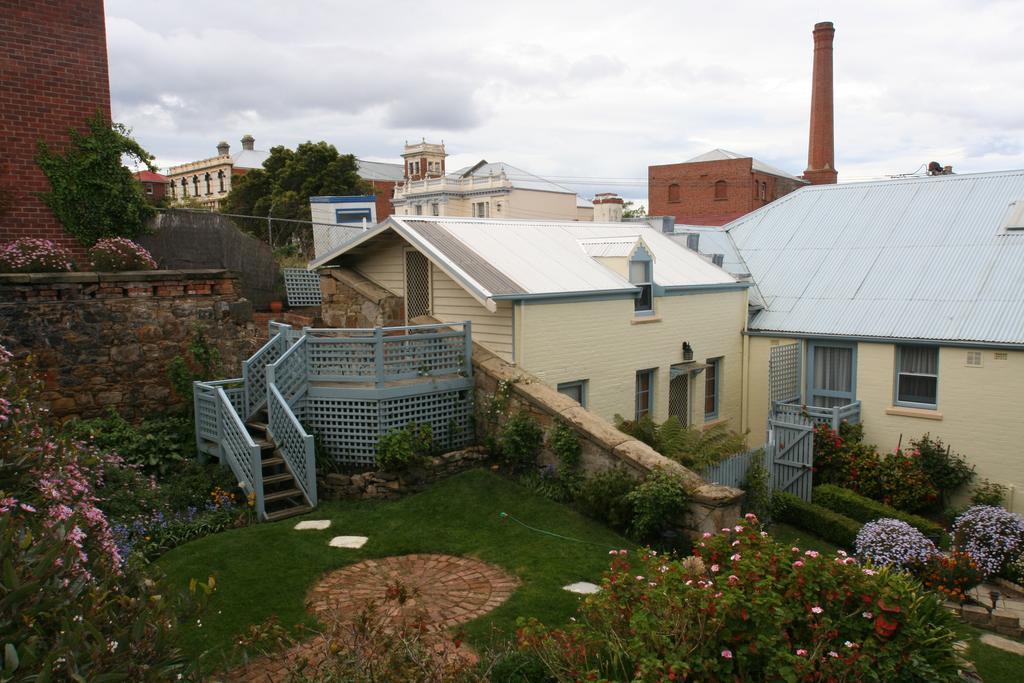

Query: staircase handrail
[
  {"left": 214, "top": 386, "right": 266, "bottom": 520},
  {"left": 242, "top": 325, "right": 292, "bottom": 418},
  {"left": 266, "top": 381, "right": 317, "bottom": 507}
]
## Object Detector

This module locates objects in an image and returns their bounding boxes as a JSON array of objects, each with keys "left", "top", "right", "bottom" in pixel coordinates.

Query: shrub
[
  {"left": 971, "top": 478, "right": 1007, "bottom": 507},
  {"left": 487, "top": 650, "right": 553, "bottom": 683},
  {"left": 615, "top": 414, "right": 747, "bottom": 470},
  {"left": 740, "top": 449, "right": 771, "bottom": 521},
  {"left": 377, "top": 423, "right": 434, "bottom": 472},
  {"left": 813, "top": 484, "right": 945, "bottom": 545},
  {"left": 575, "top": 468, "right": 638, "bottom": 533},
  {"left": 547, "top": 420, "right": 581, "bottom": 471},
  {"left": 167, "top": 323, "right": 222, "bottom": 403},
  {"left": 1004, "top": 554, "right": 1024, "bottom": 585},
  {"left": 0, "top": 237, "right": 74, "bottom": 273},
  {"left": 876, "top": 451, "right": 939, "bottom": 513},
  {"left": 63, "top": 410, "right": 195, "bottom": 477},
  {"left": 911, "top": 434, "right": 974, "bottom": 506},
  {"left": 918, "top": 552, "right": 982, "bottom": 603},
  {"left": 625, "top": 470, "right": 689, "bottom": 542},
  {"left": 951, "top": 505, "right": 1024, "bottom": 577},
  {"left": 518, "top": 516, "right": 962, "bottom": 682},
  {"left": 771, "top": 491, "right": 862, "bottom": 549},
  {"left": 88, "top": 237, "right": 157, "bottom": 271},
  {"left": 498, "top": 411, "right": 544, "bottom": 471},
  {"left": 113, "top": 503, "right": 244, "bottom": 562},
  {"left": 855, "top": 519, "right": 938, "bottom": 568}
]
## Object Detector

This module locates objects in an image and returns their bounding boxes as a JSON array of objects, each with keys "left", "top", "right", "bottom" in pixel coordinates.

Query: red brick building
[
  {"left": 133, "top": 170, "right": 170, "bottom": 204},
  {"left": 648, "top": 149, "right": 807, "bottom": 226},
  {"left": 0, "top": 0, "right": 112, "bottom": 257}
]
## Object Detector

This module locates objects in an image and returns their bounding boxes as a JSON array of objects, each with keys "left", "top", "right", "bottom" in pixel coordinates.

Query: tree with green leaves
[
  {"left": 622, "top": 200, "right": 647, "bottom": 218},
  {"left": 35, "top": 114, "right": 156, "bottom": 245},
  {"left": 222, "top": 141, "right": 369, "bottom": 247}
]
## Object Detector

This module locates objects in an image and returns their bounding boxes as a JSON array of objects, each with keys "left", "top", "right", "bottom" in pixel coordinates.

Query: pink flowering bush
[
  {"left": 0, "top": 347, "right": 205, "bottom": 678},
  {"left": 88, "top": 237, "right": 157, "bottom": 271},
  {"left": 952, "top": 505, "right": 1024, "bottom": 577},
  {"left": 517, "top": 516, "right": 961, "bottom": 682},
  {"left": 855, "top": 518, "right": 938, "bottom": 568},
  {"left": 0, "top": 237, "right": 74, "bottom": 273}
]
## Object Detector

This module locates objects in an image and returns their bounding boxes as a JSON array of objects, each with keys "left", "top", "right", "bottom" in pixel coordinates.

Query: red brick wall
[
  {"left": 370, "top": 180, "right": 395, "bottom": 220},
  {"left": 0, "top": 0, "right": 112, "bottom": 258}
]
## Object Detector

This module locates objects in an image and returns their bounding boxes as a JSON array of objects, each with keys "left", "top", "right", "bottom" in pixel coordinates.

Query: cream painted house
[
  {"left": 165, "top": 135, "right": 269, "bottom": 208},
  {"left": 698, "top": 170, "right": 1024, "bottom": 511},
  {"left": 392, "top": 141, "right": 593, "bottom": 222},
  {"left": 311, "top": 216, "right": 749, "bottom": 429}
]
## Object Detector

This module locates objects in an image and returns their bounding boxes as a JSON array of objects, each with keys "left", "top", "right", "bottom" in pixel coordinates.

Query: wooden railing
[{"left": 771, "top": 401, "right": 862, "bottom": 430}]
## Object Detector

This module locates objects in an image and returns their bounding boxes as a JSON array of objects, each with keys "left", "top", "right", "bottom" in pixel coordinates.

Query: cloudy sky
[{"left": 106, "top": 0, "right": 1024, "bottom": 203}]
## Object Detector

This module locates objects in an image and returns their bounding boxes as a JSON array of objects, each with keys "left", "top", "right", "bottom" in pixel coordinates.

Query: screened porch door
[
  {"left": 404, "top": 250, "right": 431, "bottom": 323},
  {"left": 807, "top": 343, "right": 856, "bottom": 408}
]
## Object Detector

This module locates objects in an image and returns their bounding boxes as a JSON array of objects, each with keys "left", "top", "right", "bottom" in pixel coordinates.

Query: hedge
[
  {"left": 812, "top": 484, "right": 948, "bottom": 547},
  {"left": 771, "top": 491, "right": 862, "bottom": 549}
]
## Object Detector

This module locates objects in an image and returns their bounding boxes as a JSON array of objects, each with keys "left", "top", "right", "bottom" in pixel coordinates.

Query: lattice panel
[
  {"left": 405, "top": 251, "right": 431, "bottom": 319},
  {"left": 283, "top": 268, "right": 323, "bottom": 307},
  {"left": 668, "top": 375, "right": 689, "bottom": 426},
  {"left": 769, "top": 343, "right": 802, "bottom": 403},
  {"left": 272, "top": 340, "right": 308, "bottom": 404},
  {"left": 308, "top": 338, "right": 377, "bottom": 380},
  {"left": 268, "top": 390, "right": 314, "bottom": 502},
  {"left": 244, "top": 336, "right": 286, "bottom": 417},
  {"left": 381, "top": 332, "right": 464, "bottom": 378},
  {"left": 196, "top": 392, "right": 219, "bottom": 441},
  {"left": 220, "top": 401, "right": 255, "bottom": 486},
  {"left": 380, "top": 389, "right": 472, "bottom": 452},
  {"left": 305, "top": 397, "right": 381, "bottom": 465}
]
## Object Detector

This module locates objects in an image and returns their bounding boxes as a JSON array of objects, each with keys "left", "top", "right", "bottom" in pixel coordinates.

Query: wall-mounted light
[{"left": 682, "top": 342, "right": 693, "bottom": 362}]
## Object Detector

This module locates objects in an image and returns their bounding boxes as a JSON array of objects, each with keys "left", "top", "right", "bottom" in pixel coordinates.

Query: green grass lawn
[
  {"left": 766, "top": 522, "right": 844, "bottom": 555},
  {"left": 968, "top": 628, "right": 1024, "bottom": 683},
  {"left": 156, "top": 469, "right": 630, "bottom": 672}
]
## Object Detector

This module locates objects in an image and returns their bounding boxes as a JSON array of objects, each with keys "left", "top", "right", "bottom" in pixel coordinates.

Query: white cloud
[{"left": 106, "top": 0, "right": 1024, "bottom": 195}]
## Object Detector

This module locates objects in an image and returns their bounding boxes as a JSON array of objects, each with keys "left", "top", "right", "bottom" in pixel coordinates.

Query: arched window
[
  {"left": 169, "top": 181, "right": 175, "bottom": 198},
  {"left": 192, "top": 175, "right": 199, "bottom": 196},
  {"left": 667, "top": 183, "right": 680, "bottom": 203},
  {"left": 714, "top": 180, "right": 727, "bottom": 200},
  {"left": 181, "top": 178, "right": 188, "bottom": 198},
  {"left": 218, "top": 170, "right": 226, "bottom": 193},
  {"left": 204, "top": 173, "right": 211, "bottom": 195},
  {"left": 760, "top": 182, "right": 768, "bottom": 200}
]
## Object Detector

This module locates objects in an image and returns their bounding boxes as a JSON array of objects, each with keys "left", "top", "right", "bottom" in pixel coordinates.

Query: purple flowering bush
[
  {"left": 0, "top": 346, "right": 207, "bottom": 679},
  {"left": 855, "top": 518, "right": 938, "bottom": 568},
  {"left": 518, "top": 515, "right": 961, "bottom": 682},
  {"left": 0, "top": 237, "right": 74, "bottom": 273},
  {"left": 952, "top": 505, "right": 1024, "bottom": 577},
  {"left": 88, "top": 237, "right": 157, "bottom": 271}
]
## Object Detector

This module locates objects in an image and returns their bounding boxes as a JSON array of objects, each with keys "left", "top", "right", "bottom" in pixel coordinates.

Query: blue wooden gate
[{"left": 767, "top": 407, "right": 815, "bottom": 501}]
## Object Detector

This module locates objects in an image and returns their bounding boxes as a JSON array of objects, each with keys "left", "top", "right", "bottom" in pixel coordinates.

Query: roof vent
[{"left": 1001, "top": 200, "right": 1024, "bottom": 232}]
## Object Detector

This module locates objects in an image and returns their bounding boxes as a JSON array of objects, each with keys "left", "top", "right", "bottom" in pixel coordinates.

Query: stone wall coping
[
  {"left": 0, "top": 269, "right": 239, "bottom": 285},
  {"left": 322, "top": 267, "right": 394, "bottom": 304}
]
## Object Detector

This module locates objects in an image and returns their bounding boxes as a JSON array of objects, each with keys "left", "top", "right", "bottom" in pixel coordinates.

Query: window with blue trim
[
  {"left": 629, "top": 247, "right": 653, "bottom": 314},
  {"left": 808, "top": 343, "right": 856, "bottom": 409},
  {"left": 895, "top": 346, "right": 938, "bottom": 408},
  {"left": 336, "top": 208, "right": 372, "bottom": 224},
  {"left": 704, "top": 357, "right": 721, "bottom": 420},
  {"left": 557, "top": 380, "right": 588, "bottom": 407},
  {"left": 635, "top": 369, "right": 655, "bottom": 419}
]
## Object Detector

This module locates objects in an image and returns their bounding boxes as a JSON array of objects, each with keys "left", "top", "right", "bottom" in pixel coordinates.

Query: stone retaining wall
[
  {"left": 319, "top": 447, "right": 489, "bottom": 501},
  {"left": 319, "top": 267, "right": 404, "bottom": 329},
  {"left": 469, "top": 339, "right": 744, "bottom": 538},
  {"left": 0, "top": 269, "right": 260, "bottom": 420}
]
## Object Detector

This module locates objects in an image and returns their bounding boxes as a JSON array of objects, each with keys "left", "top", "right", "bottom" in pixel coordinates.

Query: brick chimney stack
[{"left": 803, "top": 21, "right": 838, "bottom": 185}]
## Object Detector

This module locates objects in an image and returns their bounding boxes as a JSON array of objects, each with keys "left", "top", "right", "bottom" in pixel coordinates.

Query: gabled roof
[
  {"left": 134, "top": 170, "right": 169, "bottom": 183},
  {"left": 685, "top": 148, "right": 806, "bottom": 183},
  {"left": 722, "top": 169, "right": 1024, "bottom": 345},
  {"left": 357, "top": 159, "right": 405, "bottom": 182},
  {"left": 311, "top": 217, "right": 740, "bottom": 311},
  {"left": 446, "top": 161, "right": 577, "bottom": 195},
  {"left": 230, "top": 148, "right": 270, "bottom": 170}
]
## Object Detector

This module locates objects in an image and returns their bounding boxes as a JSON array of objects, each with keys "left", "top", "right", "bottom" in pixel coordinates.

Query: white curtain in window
[
  {"left": 813, "top": 346, "right": 852, "bottom": 392},
  {"left": 900, "top": 347, "right": 937, "bottom": 375}
]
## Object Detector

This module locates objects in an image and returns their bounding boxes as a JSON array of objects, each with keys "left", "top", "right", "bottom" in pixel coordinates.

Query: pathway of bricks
[{"left": 223, "top": 554, "right": 519, "bottom": 682}]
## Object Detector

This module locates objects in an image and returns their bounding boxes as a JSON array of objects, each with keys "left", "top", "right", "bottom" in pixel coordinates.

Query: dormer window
[{"left": 629, "top": 246, "right": 653, "bottom": 313}]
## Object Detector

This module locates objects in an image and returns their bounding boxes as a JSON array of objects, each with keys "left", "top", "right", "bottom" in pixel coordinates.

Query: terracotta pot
[{"left": 269, "top": 300, "right": 283, "bottom": 313}]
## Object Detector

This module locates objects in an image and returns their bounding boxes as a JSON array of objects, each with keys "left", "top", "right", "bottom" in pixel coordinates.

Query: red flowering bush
[
  {"left": 88, "top": 237, "right": 157, "bottom": 271},
  {"left": 0, "top": 347, "right": 205, "bottom": 679},
  {"left": 517, "top": 516, "right": 961, "bottom": 682},
  {"left": 813, "top": 424, "right": 939, "bottom": 513},
  {"left": 0, "top": 237, "right": 74, "bottom": 273},
  {"left": 919, "top": 552, "right": 982, "bottom": 603}
]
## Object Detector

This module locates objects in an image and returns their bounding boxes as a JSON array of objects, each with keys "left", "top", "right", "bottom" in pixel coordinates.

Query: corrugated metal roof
[
  {"left": 578, "top": 236, "right": 639, "bottom": 257},
  {"left": 357, "top": 159, "right": 405, "bottom": 182},
  {"left": 230, "top": 149, "right": 269, "bottom": 170},
  {"left": 685, "top": 148, "right": 807, "bottom": 183},
  {"left": 669, "top": 225, "right": 749, "bottom": 278},
  {"left": 312, "top": 217, "right": 738, "bottom": 307},
  {"left": 447, "top": 161, "right": 577, "bottom": 195},
  {"left": 721, "top": 169, "right": 1024, "bottom": 344}
]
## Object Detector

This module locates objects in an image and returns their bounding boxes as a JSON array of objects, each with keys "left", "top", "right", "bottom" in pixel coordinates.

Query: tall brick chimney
[{"left": 803, "top": 21, "right": 838, "bottom": 185}]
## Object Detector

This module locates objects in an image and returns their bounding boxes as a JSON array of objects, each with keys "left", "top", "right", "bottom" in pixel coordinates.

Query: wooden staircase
[{"left": 245, "top": 410, "right": 312, "bottom": 522}]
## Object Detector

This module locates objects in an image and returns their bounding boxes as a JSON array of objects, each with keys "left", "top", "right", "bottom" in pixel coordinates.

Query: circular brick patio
[{"left": 307, "top": 553, "right": 519, "bottom": 630}]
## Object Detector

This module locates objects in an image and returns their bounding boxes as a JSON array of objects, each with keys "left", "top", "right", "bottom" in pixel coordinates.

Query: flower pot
[{"left": 269, "top": 300, "right": 283, "bottom": 313}]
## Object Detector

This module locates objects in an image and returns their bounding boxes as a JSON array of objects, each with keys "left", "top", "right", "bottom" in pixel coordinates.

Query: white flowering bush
[
  {"left": 855, "top": 518, "right": 938, "bottom": 568},
  {"left": 0, "top": 237, "right": 74, "bottom": 273},
  {"left": 88, "top": 237, "right": 157, "bottom": 271},
  {"left": 952, "top": 505, "right": 1024, "bottom": 577}
]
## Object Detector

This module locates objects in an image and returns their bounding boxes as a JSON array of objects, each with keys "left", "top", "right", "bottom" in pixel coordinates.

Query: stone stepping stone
[
  {"left": 979, "top": 632, "right": 1024, "bottom": 656},
  {"left": 563, "top": 581, "right": 601, "bottom": 594},
  {"left": 329, "top": 535, "right": 368, "bottom": 549},
  {"left": 294, "top": 520, "right": 331, "bottom": 530}
]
